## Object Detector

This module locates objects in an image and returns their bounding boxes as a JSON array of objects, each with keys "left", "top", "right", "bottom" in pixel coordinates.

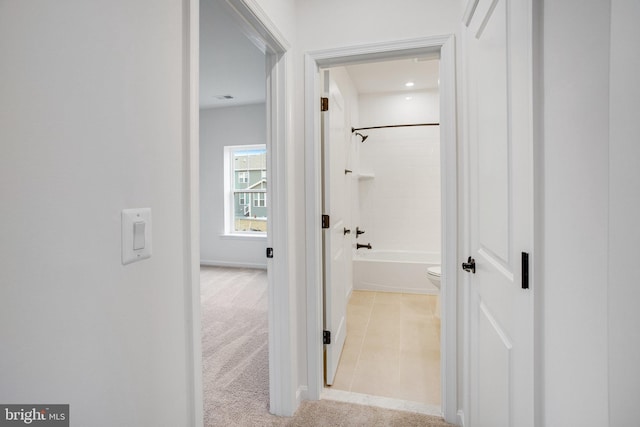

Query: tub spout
[{"left": 356, "top": 243, "right": 372, "bottom": 250}]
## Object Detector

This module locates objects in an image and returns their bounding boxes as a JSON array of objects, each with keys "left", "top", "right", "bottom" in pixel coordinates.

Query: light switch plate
[{"left": 122, "top": 208, "right": 152, "bottom": 265}]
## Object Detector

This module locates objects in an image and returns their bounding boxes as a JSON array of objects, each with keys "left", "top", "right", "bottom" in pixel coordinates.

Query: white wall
[
  {"left": 200, "top": 104, "right": 268, "bottom": 269},
  {"left": 357, "top": 90, "right": 440, "bottom": 253},
  {"left": 542, "top": 0, "right": 611, "bottom": 425},
  {"left": 294, "top": 0, "right": 460, "bottom": 51},
  {"left": 608, "top": 0, "right": 640, "bottom": 424},
  {"left": 252, "top": 0, "right": 296, "bottom": 44},
  {"left": 0, "top": 1, "right": 194, "bottom": 426}
]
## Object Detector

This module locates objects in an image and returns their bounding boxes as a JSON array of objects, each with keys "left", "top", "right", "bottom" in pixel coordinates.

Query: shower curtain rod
[{"left": 351, "top": 123, "right": 439, "bottom": 132}]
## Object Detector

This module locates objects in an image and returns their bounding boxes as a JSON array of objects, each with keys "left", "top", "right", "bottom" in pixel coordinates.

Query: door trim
[
  {"left": 304, "top": 35, "right": 459, "bottom": 424},
  {"left": 186, "top": 0, "right": 295, "bottom": 421},
  {"left": 185, "top": 2, "right": 201, "bottom": 425}
]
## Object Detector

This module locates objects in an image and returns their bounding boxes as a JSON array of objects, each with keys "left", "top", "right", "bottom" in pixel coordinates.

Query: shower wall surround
[{"left": 357, "top": 90, "right": 441, "bottom": 253}]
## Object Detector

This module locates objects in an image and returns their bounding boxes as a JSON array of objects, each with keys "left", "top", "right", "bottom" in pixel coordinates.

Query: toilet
[
  {"left": 427, "top": 266, "right": 441, "bottom": 289},
  {"left": 427, "top": 266, "right": 441, "bottom": 318}
]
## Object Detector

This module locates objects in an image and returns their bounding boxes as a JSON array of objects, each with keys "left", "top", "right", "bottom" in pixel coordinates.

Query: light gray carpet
[{"left": 201, "top": 266, "right": 455, "bottom": 426}]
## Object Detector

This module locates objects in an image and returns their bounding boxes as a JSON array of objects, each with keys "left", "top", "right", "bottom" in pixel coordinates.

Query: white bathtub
[{"left": 353, "top": 250, "right": 440, "bottom": 294}]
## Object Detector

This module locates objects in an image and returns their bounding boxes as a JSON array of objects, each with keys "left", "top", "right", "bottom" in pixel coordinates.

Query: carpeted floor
[{"left": 201, "top": 266, "right": 455, "bottom": 426}]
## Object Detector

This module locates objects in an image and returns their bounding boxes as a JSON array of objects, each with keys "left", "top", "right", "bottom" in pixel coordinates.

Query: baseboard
[
  {"left": 296, "top": 385, "right": 308, "bottom": 407},
  {"left": 200, "top": 259, "right": 267, "bottom": 270},
  {"left": 457, "top": 409, "right": 465, "bottom": 426}
]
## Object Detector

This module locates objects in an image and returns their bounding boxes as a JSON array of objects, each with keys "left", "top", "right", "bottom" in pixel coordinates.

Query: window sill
[{"left": 220, "top": 233, "right": 267, "bottom": 241}]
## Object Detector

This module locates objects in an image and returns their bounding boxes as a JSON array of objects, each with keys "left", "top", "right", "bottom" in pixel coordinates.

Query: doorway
[
  {"left": 321, "top": 58, "right": 443, "bottom": 411},
  {"left": 305, "top": 35, "right": 458, "bottom": 424},
  {"left": 199, "top": 1, "right": 269, "bottom": 423},
  {"left": 190, "top": 0, "right": 294, "bottom": 418}
]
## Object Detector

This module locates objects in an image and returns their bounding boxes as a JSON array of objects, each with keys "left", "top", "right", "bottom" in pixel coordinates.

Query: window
[
  {"left": 253, "top": 192, "right": 266, "bottom": 207},
  {"left": 224, "top": 145, "right": 267, "bottom": 235}
]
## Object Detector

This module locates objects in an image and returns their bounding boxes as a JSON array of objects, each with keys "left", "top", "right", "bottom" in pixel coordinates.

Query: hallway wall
[
  {"left": 542, "top": 0, "right": 640, "bottom": 425},
  {"left": 0, "top": 1, "right": 195, "bottom": 426},
  {"left": 608, "top": 0, "right": 640, "bottom": 424}
]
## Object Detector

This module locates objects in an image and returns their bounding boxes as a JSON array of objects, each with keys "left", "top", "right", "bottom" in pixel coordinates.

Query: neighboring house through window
[
  {"left": 253, "top": 192, "right": 266, "bottom": 207},
  {"left": 223, "top": 144, "right": 267, "bottom": 234}
]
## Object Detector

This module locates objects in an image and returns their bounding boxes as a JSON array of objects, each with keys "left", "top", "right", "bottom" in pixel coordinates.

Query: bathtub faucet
[{"left": 356, "top": 243, "right": 372, "bottom": 250}]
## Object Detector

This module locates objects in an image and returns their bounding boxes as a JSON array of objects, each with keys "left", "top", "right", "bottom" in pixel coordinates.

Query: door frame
[
  {"left": 304, "top": 34, "right": 459, "bottom": 423},
  {"left": 185, "top": 0, "right": 296, "bottom": 421}
]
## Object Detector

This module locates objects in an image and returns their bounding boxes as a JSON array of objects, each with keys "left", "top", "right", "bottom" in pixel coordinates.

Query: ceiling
[
  {"left": 199, "top": 1, "right": 439, "bottom": 108},
  {"left": 344, "top": 58, "right": 440, "bottom": 95},
  {"left": 199, "top": 0, "right": 265, "bottom": 109}
]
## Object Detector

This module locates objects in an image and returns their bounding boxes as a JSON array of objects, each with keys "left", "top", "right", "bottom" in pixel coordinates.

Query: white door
[
  {"left": 465, "top": 0, "right": 534, "bottom": 426},
  {"left": 322, "top": 70, "right": 349, "bottom": 385}
]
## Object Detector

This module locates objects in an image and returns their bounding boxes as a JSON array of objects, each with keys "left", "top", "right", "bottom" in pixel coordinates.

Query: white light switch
[
  {"left": 122, "top": 208, "right": 152, "bottom": 265},
  {"left": 133, "top": 221, "right": 145, "bottom": 250}
]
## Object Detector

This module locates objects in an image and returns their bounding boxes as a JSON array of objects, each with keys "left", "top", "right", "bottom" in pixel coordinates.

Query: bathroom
[{"left": 324, "top": 57, "right": 443, "bottom": 411}]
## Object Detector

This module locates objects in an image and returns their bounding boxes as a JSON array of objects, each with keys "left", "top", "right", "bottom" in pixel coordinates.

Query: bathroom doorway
[
  {"left": 322, "top": 57, "right": 443, "bottom": 412},
  {"left": 305, "top": 35, "right": 458, "bottom": 423}
]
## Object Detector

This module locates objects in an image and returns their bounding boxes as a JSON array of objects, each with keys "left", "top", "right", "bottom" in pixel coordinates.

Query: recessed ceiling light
[
  {"left": 405, "top": 82, "right": 415, "bottom": 87},
  {"left": 406, "top": 96, "right": 413, "bottom": 100}
]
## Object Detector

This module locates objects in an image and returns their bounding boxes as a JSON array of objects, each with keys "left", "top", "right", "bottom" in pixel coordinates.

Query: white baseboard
[
  {"left": 200, "top": 259, "right": 267, "bottom": 270},
  {"left": 457, "top": 409, "right": 465, "bottom": 426},
  {"left": 296, "top": 385, "right": 308, "bottom": 407}
]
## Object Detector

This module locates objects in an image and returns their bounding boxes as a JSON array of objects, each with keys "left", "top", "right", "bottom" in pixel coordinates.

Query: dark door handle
[{"left": 462, "top": 256, "right": 476, "bottom": 274}]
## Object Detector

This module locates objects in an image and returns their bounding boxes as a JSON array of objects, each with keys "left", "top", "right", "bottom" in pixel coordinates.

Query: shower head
[{"left": 354, "top": 132, "right": 368, "bottom": 142}]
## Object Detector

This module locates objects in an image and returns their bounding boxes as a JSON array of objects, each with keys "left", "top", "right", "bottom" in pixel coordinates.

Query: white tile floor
[{"left": 329, "top": 290, "right": 441, "bottom": 406}]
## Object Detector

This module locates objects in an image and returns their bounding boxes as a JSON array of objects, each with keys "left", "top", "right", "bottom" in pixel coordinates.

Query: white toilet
[
  {"left": 427, "top": 266, "right": 441, "bottom": 289},
  {"left": 427, "top": 266, "right": 441, "bottom": 318}
]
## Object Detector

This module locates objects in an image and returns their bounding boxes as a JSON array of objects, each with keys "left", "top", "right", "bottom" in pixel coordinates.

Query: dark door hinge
[
  {"left": 522, "top": 252, "right": 529, "bottom": 289},
  {"left": 321, "top": 97, "right": 329, "bottom": 112},
  {"left": 323, "top": 330, "right": 331, "bottom": 345},
  {"left": 322, "top": 215, "right": 330, "bottom": 229},
  {"left": 266, "top": 247, "right": 274, "bottom": 259}
]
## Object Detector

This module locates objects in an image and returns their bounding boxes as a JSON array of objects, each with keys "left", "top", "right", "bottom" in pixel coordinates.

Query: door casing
[{"left": 303, "top": 35, "right": 459, "bottom": 424}]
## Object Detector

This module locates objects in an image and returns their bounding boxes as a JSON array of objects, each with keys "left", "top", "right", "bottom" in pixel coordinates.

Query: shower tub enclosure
[{"left": 353, "top": 250, "right": 440, "bottom": 294}]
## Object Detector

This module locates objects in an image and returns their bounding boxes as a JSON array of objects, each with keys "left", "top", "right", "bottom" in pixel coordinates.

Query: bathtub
[{"left": 353, "top": 250, "right": 440, "bottom": 294}]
